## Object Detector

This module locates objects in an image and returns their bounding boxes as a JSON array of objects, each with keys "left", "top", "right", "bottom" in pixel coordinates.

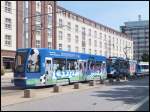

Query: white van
[{"left": 136, "top": 62, "right": 149, "bottom": 76}]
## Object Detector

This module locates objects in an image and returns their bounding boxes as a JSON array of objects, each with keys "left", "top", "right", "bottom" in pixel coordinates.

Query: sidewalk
[
  {"left": 1, "top": 77, "right": 149, "bottom": 111},
  {"left": 1, "top": 80, "right": 129, "bottom": 107},
  {"left": 1, "top": 81, "right": 108, "bottom": 107}
]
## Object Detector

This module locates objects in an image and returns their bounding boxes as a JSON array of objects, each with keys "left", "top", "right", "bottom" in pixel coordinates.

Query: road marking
[{"left": 128, "top": 96, "right": 149, "bottom": 111}]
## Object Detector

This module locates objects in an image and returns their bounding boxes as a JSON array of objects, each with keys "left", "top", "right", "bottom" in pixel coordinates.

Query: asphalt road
[
  {"left": 136, "top": 100, "right": 149, "bottom": 111},
  {"left": 1, "top": 76, "right": 149, "bottom": 111}
]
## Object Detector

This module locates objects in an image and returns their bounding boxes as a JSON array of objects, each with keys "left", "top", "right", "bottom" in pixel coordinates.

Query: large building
[
  {"left": 1, "top": 1, "right": 16, "bottom": 71},
  {"left": 121, "top": 16, "right": 149, "bottom": 61},
  {"left": 1, "top": 1, "right": 133, "bottom": 71},
  {"left": 56, "top": 6, "right": 133, "bottom": 59}
]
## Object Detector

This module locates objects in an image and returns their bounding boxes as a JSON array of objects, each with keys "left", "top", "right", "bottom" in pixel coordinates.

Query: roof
[{"left": 57, "top": 5, "right": 131, "bottom": 40}]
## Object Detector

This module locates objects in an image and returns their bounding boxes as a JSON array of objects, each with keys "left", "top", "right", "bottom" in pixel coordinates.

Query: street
[{"left": 1, "top": 76, "right": 149, "bottom": 111}]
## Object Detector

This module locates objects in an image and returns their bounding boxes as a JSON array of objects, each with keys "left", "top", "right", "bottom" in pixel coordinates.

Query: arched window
[{"left": 48, "top": 5, "right": 52, "bottom": 14}]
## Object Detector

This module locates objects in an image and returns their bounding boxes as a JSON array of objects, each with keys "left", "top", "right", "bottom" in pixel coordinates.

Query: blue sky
[{"left": 57, "top": 1, "right": 149, "bottom": 31}]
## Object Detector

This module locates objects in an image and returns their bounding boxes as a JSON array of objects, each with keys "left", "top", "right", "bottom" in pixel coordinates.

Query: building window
[
  {"left": 36, "top": 40, "right": 41, "bottom": 48},
  {"left": 59, "top": 44, "right": 62, "bottom": 50},
  {"left": 47, "top": 5, "right": 52, "bottom": 26},
  {"left": 5, "top": 35, "right": 12, "bottom": 47},
  {"left": 82, "top": 41, "right": 86, "bottom": 47},
  {"left": 48, "top": 42, "right": 52, "bottom": 49},
  {"left": 94, "top": 31, "right": 97, "bottom": 38},
  {"left": 99, "top": 41, "right": 102, "bottom": 48},
  {"left": 68, "top": 45, "right": 71, "bottom": 51},
  {"left": 58, "top": 31, "right": 63, "bottom": 40},
  {"left": 89, "top": 39, "right": 91, "bottom": 46},
  {"left": 75, "top": 47, "right": 79, "bottom": 52},
  {"left": 75, "top": 25, "right": 78, "bottom": 32},
  {"left": 104, "top": 34, "right": 106, "bottom": 41},
  {"left": 82, "top": 27, "right": 86, "bottom": 35},
  {"left": 36, "top": 1, "right": 41, "bottom": 12},
  {"left": 67, "top": 34, "right": 71, "bottom": 42},
  {"left": 48, "top": 5, "right": 52, "bottom": 13},
  {"left": 35, "top": 12, "right": 41, "bottom": 22},
  {"left": 67, "top": 22, "right": 71, "bottom": 31},
  {"left": 36, "top": 31, "right": 41, "bottom": 38},
  {"left": 75, "top": 35, "right": 79, "bottom": 43},
  {"left": 5, "top": 1, "right": 12, "bottom": 13},
  {"left": 48, "top": 15, "right": 52, "bottom": 25},
  {"left": 59, "top": 19, "right": 63, "bottom": 27},
  {"left": 5, "top": 18, "right": 12, "bottom": 30},
  {"left": 99, "top": 33, "right": 102, "bottom": 39},
  {"left": 94, "top": 40, "right": 97, "bottom": 47},
  {"left": 35, "top": 24, "right": 41, "bottom": 30},
  {"left": 48, "top": 30, "right": 52, "bottom": 38},
  {"left": 25, "top": 1, "right": 28, "bottom": 8},
  {"left": 88, "top": 29, "right": 91, "bottom": 36}
]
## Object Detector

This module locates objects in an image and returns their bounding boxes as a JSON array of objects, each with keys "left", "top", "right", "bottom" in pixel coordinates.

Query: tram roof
[{"left": 17, "top": 48, "right": 106, "bottom": 61}]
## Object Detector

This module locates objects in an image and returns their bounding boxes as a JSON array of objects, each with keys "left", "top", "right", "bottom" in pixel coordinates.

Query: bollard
[
  {"left": 100, "top": 79, "right": 104, "bottom": 84},
  {"left": 109, "top": 78, "right": 114, "bottom": 84},
  {"left": 24, "top": 89, "right": 33, "bottom": 98},
  {"left": 11, "top": 79, "right": 14, "bottom": 83},
  {"left": 53, "top": 84, "right": 61, "bottom": 93},
  {"left": 74, "top": 83, "right": 80, "bottom": 89},
  {"left": 100, "top": 77, "right": 104, "bottom": 84},
  {"left": 89, "top": 80, "right": 94, "bottom": 86},
  {"left": 116, "top": 77, "right": 120, "bottom": 82},
  {"left": 125, "top": 76, "right": 127, "bottom": 81}
]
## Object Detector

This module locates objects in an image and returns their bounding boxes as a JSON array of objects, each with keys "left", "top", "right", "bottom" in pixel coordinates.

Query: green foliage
[{"left": 141, "top": 53, "right": 149, "bottom": 62}]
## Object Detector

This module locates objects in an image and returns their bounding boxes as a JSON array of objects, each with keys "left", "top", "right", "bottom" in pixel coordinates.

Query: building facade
[
  {"left": 1, "top": 1, "right": 16, "bottom": 71},
  {"left": 56, "top": 6, "right": 133, "bottom": 59},
  {"left": 16, "top": 1, "right": 57, "bottom": 49},
  {"left": 1, "top": 1, "right": 134, "bottom": 71},
  {"left": 121, "top": 19, "right": 149, "bottom": 61}
]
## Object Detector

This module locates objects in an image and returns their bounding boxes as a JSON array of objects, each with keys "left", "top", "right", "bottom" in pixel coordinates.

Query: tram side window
[
  {"left": 95, "top": 61, "right": 102, "bottom": 71},
  {"left": 79, "top": 62, "right": 83, "bottom": 70},
  {"left": 141, "top": 65, "right": 149, "bottom": 69},
  {"left": 67, "top": 59, "right": 77, "bottom": 70},
  {"left": 17, "top": 55, "right": 24, "bottom": 65},
  {"left": 27, "top": 50, "right": 40, "bottom": 72},
  {"left": 15, "top": 55, "right": 25, "bottom": 73},
  {"left": 53, "top": 58, "right": 66, "bottom": 71},
  {"left": 88, "top": 61, "right": 95, "bottom": 71}
]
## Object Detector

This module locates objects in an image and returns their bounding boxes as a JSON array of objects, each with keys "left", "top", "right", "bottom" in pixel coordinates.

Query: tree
[{"left": 141, "top": 53, "right": 149, "bottom": 62}]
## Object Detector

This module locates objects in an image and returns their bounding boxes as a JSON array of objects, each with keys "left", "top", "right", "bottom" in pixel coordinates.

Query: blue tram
[
  {"left": 106, "top": 57, "right": 129, "bottom": 79},
  {"left": 14, "top": 48, "right": 107, "bottom": 87}
]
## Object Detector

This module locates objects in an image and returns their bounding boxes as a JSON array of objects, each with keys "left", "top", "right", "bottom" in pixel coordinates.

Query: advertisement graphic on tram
[{"left": 14, "top": 48, "right": 107, "bottom": 87}]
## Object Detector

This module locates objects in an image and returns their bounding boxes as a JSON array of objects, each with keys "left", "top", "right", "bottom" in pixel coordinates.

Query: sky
[{"left": 57, "top": 1, "right": 149, "bottom": 31}]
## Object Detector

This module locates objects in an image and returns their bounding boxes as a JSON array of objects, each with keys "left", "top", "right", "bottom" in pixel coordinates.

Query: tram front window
[{"left": 15, "top": 51, "right": 28, "bottom": 73}]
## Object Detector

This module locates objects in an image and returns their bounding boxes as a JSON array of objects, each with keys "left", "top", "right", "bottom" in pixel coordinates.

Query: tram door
[
  {"left": 78, "top": 60, "right": 87, "bottom": 80},
  {"left": 45, "top": 57, "right": 53, "bottom": 79}
]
